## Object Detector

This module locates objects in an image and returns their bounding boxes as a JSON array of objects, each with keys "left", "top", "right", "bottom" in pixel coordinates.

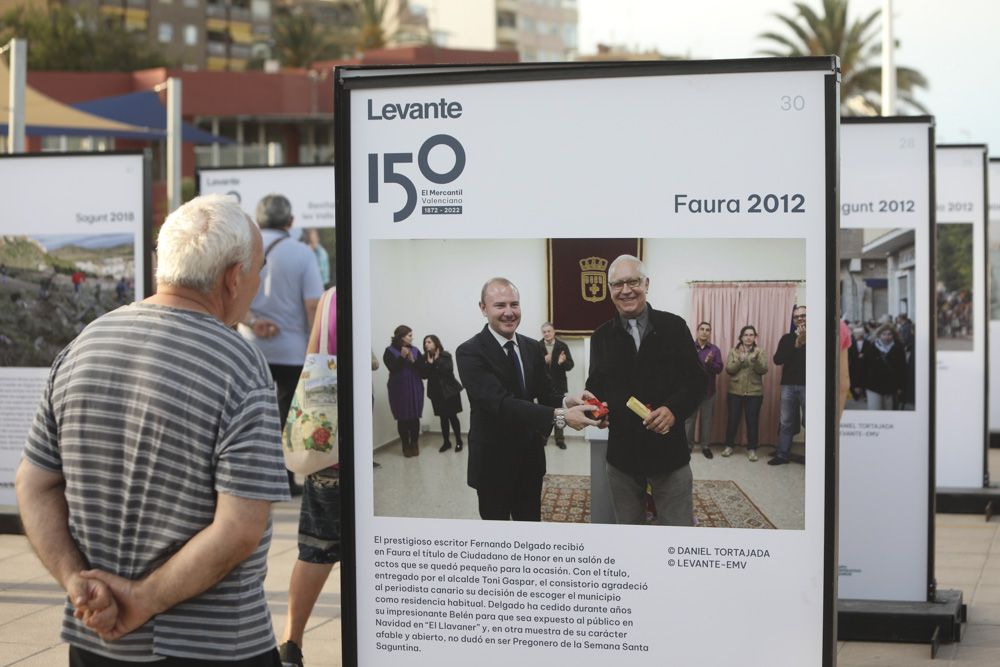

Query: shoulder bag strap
[
  {"left": 264, "top": 230, "right": 290, "bottom": 258},
  {"left": 318, "top": 288, "right": 333, "bottom": 356}
]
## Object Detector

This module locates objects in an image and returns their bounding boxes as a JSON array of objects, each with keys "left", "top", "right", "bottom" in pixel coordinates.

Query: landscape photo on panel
[{"left": 0, "top": 234, "right": 135, "bottom": 368}]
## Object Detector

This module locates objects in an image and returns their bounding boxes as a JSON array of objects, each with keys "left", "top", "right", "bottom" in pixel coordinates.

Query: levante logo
[
  {"left": 366, "top": 98, "right": 466, "bottom": 223},
  {"left": 367, "top": 98, "right": 463, "bottom": 121}
]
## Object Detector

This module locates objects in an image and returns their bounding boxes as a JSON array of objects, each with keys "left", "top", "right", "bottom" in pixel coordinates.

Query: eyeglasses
[
  {"left": 793, "top": 314, "right": 807, "bottom": 320},
  {"left": 609, "top": 277, "right": 644, "bottom": 291}
]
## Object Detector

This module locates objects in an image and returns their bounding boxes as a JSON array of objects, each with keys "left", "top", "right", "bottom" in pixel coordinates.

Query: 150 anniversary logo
[{"left": 366, "top": 97, "right": 466, "bottom": 223}]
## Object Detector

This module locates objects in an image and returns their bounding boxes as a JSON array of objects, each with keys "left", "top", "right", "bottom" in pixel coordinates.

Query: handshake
[
  {"left": 561, "top": 392, "right": 672, "bottom": 434},
  {"left": 562, "top": 391, "right": 610, "bottom": 430}
]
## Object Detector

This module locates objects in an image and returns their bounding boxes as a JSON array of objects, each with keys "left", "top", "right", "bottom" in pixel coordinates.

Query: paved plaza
[{"left": 2, "top": 487, "right": 1000, "bottom": 665}]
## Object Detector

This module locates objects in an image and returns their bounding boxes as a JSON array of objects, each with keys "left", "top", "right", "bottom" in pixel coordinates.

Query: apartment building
[{"left": 415, "top": 0, "right": 577, "bottom": 62}]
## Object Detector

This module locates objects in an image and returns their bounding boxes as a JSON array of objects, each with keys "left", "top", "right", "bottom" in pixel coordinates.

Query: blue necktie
[{"left": 504, "top": 340, "right": 526, "bottom": 396}]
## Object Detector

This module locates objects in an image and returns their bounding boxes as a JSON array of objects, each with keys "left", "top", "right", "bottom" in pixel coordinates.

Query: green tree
[
  {"left": 271, "top": 8, "right": 346, "bottom": 68},
  {"left": 757, "top": 0, "right": 928, "bottom": 115},
  {"left": 0, "top": 4, "right": 168, "bottom": 71},
  {"left": 356, "top": 0, "right": 388, "bottom": 51},
  {"left": 267, "top": 0, "right": 427, "bottom": 68}
]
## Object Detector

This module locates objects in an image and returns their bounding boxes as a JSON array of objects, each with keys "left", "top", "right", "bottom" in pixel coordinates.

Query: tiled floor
[
  {"left": 1, "top": 456, "right": 999, "bottom": 666},
  {"left": 373, "top": 432, "right": 806, "bottom": 528}
]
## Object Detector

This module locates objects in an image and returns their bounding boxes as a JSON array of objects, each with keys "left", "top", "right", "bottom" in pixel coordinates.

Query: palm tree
[
  {"left": 357, "top": 0, "right": 389, "bottom": 50},
  {"left": 757, "top": 0, "right": 928, "bottom": 115},
  {"left": 271, "top": 8, "right": 344, "bottom": 68}
]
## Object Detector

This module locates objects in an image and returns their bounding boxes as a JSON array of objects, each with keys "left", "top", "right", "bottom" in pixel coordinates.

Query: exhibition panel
[
  {"left": 838, "top": 118, "right": 934, "bottom": 602},
  {"left": 0, "top": 152, "right": 151, "bottom": 516},
  {"left": 336, "top": 59, "right": 839, "bottom": 666},
  {"left": 934, "top": 145, "right": 989, "bottom": 490}
]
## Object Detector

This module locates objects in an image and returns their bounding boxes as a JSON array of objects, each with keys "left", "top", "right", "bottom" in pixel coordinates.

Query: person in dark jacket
[
  {"left": 770, "top": 305, "right": 807, "bottom": 465},
  {"left": 862, "top": 323, "right": 907, "bottom": 410},
  {"left": 383, "top": 325, "right": 424, "bottom": 457},
  {"left": 417, "top": 334, "right": 465, "bottom": 452},
  {"left": 456, "top": 277, "right": 598, "bottom": 521},
  {"left": 585, "top": 255, "right": 707, "bottom": 526},
  {"left": 539, "top": 322, "right": 575, "bottom": 448}
]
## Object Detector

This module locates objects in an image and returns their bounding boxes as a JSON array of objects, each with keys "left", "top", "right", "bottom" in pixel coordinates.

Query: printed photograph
[
  {"left": 367, "top": 237, "right": 808, "bottom": 530},
  {"left": 839, "top": 228, "right": 916, "bottom": 411},
  {"left": 0, "top": 234, "right": 135, "bottom": 368},
  {"left": 936, "top": 223, "right": 973, "bottom": 351}
]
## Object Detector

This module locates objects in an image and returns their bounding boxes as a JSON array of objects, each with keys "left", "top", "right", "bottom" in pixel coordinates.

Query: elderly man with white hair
[
  {"left": 585, "top": 254, "right": 707, "bottom": 526},
  {"left": 16, "top": 194, "right": 290, "bottom": 666}
]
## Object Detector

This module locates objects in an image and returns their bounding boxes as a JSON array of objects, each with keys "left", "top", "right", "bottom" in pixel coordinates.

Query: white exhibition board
[
  {"left": 837, "top": 120, "right": 933, "bottom": 602},
  {"left": 988, "top": 159, "right": 1000, "bottom": 434},
  {"left": 935, "top": 145, "right": 988, "bottom": 488},
  {"left": 340, "top": 61, "right": 838, "bottom": 666},
  {"left": 0, "top": 153, "right": 148, "bottom": 508},
  {"left": 196, "top": 165, "right": 335, "bottom": 229}
]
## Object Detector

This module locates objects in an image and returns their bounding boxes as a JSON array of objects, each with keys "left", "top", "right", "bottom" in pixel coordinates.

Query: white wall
[
  {"left": 369, "top": 237, "right": 807, "bottom": 449},
  {"left": 643, "top": 238, "right": 807, "bottom": 316}
]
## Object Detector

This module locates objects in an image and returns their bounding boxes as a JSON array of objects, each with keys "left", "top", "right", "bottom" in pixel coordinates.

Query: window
[
  {"left": 496, "top": 10, "right": 516, "bottom": 28},
  {"left": 184, "top": 24, "right": 198, "bottom": 45},
  {"left": 251, "top": 0, "right": 270, "bottom": 20},
  {"left": 158, "top": 22, "right": 173, "bottom": 43},
  {"left": 562, "top": 24, "right": 577, "bottom": 47}
]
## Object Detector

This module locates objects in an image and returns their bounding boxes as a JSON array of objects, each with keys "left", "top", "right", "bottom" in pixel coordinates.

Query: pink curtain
[{"left": 689, "top": 282, "right": 799, "bottom": 446}]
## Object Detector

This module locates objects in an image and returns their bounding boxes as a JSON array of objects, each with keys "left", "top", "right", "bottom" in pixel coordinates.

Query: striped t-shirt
[{"left": 23, "top": 303, "right": 291, "bottom": 661}]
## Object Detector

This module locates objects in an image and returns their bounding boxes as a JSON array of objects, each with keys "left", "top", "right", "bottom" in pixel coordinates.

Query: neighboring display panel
[
  {"left": 838, "top": 119, "right": 934, "bottom": 602},
  {"left": 988, "top": 159, "right": 1000, "bottom": 437},
  {"left": 197, "top": 165, "right": 336, "bottom": 286},
  {"left": 0, "top": 152, "right": 151, "bottom": 512},
  {"left": 196, "top": 164, "right": 335, "bottom": 229},
  {"left": 935, "top": 145, "right": 989, "bottom": 488},
  {"left": 336, "top": 59, "right": 840, "bottom": 667}
]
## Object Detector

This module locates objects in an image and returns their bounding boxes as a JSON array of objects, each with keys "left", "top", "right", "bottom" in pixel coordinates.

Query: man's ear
[{"left": 222, "top": 262, "right": 242, "bottom": 298}]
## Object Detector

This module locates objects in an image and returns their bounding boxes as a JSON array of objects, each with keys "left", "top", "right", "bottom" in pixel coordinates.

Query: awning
[
  {"left": 73, "top": 91, "right": 233, "bottom": 145},
  {"left": 0, "top": 59, "right": 158, "bottom": 138}
]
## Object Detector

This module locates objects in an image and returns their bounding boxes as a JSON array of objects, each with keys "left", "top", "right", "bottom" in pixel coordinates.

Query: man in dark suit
[
  {"left": 539, "top": 322, "right": 575, "bottom": 449},
  {"left": 586, "top": 255, "right": 706, "bottom": 526},
  {"left": 457, "top": 278, "right": 598, "bottom": 521}
]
